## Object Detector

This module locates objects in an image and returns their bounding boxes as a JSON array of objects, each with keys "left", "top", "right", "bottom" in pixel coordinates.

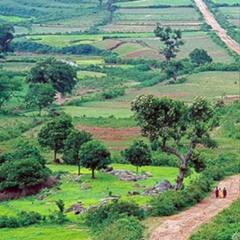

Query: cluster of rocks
[
  {"left": 109, "top": 169, "right": 153, "bottom": 182},
  {"left": 143, "top": 179, "right": 173, "bottom": 196},
  {"left": 66, "top": 201, "right": 86, "bottom": 215}
]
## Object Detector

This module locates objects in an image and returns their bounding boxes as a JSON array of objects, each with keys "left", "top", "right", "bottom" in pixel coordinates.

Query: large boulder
[{"left": 155, "top": 179, "right": 173, "bottom": 192}]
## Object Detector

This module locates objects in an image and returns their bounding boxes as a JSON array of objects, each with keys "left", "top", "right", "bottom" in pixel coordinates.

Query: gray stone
[{"left": 155, "top": 179, "right": 173, "bottom": 192}]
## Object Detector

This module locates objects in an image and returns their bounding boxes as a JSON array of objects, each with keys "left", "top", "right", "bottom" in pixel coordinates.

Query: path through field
[
  {"left": 194, "top": 0, "right": 240, "bottom": 54},
  {"left": 150, "top": 174, "right": 240, "bottom": 240}
]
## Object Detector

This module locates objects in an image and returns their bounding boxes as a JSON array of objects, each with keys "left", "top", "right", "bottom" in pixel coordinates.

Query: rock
[
  {"left": 127, "top": 190, "right": 141, "bottom": 196},
  {"left": 74, "top": 176, "right": 81, "bottom": 183},
  {"left": 101, "top": 166, "right": 114, "bottom": 172},
  {"left": 66, "top": 202, "right": 86, "bottom": 215},
  {"left": 155, "top": 179, "right": 173, "bottom": 192},
  {"left": 145, "top": 172, "right": 153, "bottom": 177},
  {"left": 81, "top": 185, "right": 92, "bottom": 190},
  {"left": 100, "top": 195, "right": 121, "bottom": 205},
  {"left": 38, "top": 194, "right": 47, "bottom": 200}
]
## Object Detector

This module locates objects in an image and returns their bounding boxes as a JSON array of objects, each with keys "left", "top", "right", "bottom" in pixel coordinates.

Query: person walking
[
  {"left": 223, "top": 187, "right": 227, "bottom": 198},
  {"left": 219, "top": 188, "right": 223, "bottom": 198},
  {"left": 215, "top": 186, "right": 219, "bottom": 198}
]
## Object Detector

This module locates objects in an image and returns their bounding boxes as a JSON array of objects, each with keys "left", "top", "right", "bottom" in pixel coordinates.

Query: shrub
[{"left": 96, "top": 216, "right": 145, "bottom": 240}]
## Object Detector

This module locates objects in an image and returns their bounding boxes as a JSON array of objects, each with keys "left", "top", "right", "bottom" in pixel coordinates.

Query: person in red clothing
[{"left": 214, "top": 186, "right": 219, "bottom": 198}]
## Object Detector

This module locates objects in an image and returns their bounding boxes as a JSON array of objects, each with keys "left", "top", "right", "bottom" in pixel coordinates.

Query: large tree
[
  {"left": 154, "top": 24, "right": 184, "bottom": 68},
  {"left": 25, "top": 83, "right": 56, "bottom": 116},
  {"left": 63, "top": 129, "right": 93, "bottom": 175},
  {"left": 38, "top": 114, "right": 73, "bottom": 163},
  {"left": 26, "top": 57, "right": 77, "bottom": 96},
  {"left": 0, "top": 23, "right": 14, "bottom": 53},
  {"left": 0, "top": 70, "right": 22, "bottom": 108},
  {"left": 189, "top": 48, "right": 213, "bottom": 66},
  {"left": 131, "top": 94, "right": 218, "bottom": 190},
  {"left": 123, "top": 140, "right": 152, "bottom": 173},
  {"left": 80, "top": 140, "right": 111, "bottom": 178}
]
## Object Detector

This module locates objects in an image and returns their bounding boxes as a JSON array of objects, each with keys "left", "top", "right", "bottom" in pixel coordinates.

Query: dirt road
[
  {"left": 150, "top": 174, "right": 240, "bottom": 240},
  {"left": 194, "top": 0, "right": 240, "bottom": 54}
]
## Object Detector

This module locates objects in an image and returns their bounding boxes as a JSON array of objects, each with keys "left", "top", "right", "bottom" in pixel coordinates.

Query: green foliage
[
  {"left": 63, "top": 129, "right": 93, "bottom": 174},
  {"left": 25, "top": 83, "right": 56, "bottom": 116},
  {"left": 85, "top": 201, "right": 145, "bottom": 231},
  {"left": 122, "top": 140, "right": 152, "bottom": 173},
  {"left": 0, "top": 70, "right": 23, "bottom": 108},
  {"left": 154, "top": 24, "right": 184, "bottom": 67},
  {"left": 96, "top": 216, "right": 145, "bottom": 240},
  {"left": 0, "top": 140, "right": 51, "bottom": 191},
  {"left": 38, "top": 114, "right": 74, "bottom": 162},
  {"left": 189, "top": 48, "right": 213, "bottom": 66},
  {"left": 0, "top": 23, "right": 14, "bottom": 53},
  {"left": 26, "top": 57, "right": 77, "bottom": 95},
  {"left": 80, "top": 140, "right": 111, "bottom": 178}
]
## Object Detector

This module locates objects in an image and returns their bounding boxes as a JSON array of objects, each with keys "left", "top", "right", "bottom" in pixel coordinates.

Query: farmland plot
[{"left": 219, "top": 7, "right": 240, "bottom": 27}]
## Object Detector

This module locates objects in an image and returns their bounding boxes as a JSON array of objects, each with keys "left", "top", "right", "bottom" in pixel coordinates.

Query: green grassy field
[
  {"left": 214, "top": 0, "right": 240, "bottom": 4},
  {"left": 116, "top": 0, "right": 193, "bottom": 7}
]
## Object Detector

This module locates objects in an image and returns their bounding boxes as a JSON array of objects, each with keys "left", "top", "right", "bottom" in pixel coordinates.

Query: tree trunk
[
  {"left": 175, "top": 161, "right": 187, "bottom": 190},
  {"left": 38, "top": 105, "right": 42, "bottom": 116},
  {"left": 110, "top": 11, "right": 113, "bottom": 22},
  {"left": 54, "top": 148, "right": 57, "bottom": 163},
  {"left": 136, "top": 165, "right": 138, "bottom": 173},
  {"left": 78, "top": 164, "right": 81, "bottom": 176},
  {"left": 92, "top": 169, "right": 95, "bottom": 179}
]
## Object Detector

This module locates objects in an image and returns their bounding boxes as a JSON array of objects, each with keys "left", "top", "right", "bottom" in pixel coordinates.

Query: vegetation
[{"left": 131, "top": 95, "right": 218, "bottom": 190}]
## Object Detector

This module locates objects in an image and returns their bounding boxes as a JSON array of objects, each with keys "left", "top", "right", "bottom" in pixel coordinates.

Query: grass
[
  {"left": 116, "top": 0, "right": 193, "bottom": 7},
  {"left": 122, "top": 71, "right": 239, "bottom": 102},
  {"left": 0, "top": 225, "right": 91, "bottom": 240}
]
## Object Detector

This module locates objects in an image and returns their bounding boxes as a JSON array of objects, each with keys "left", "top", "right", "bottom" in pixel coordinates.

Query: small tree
[
  {"left": 25, "top": 83, "right": 56, "bottom": 116},
  {"left": 63, "top": 129, "right": 93, "bottom": 175},
  {"left": 26, "top": 57, "right": 77, "bottom": 96},
  {"left": 131, "top": 94, "right": 218, "bottom": 190},
  {"left": 166, "top": 60, "right": 184, "bottom": 81},
  {"left": 189, "top": 48, "right": 213, "bottom": 66},
  {"left": 80, "top": 140, "right": 111, "bottom": 178},
  {"left": 0, "top": 70, "right": 22, "bottom": 108},
  {"left": 0, "top": 23, "right": 14, "bottom": 53},
  {"left": 123, "top": 140, "right": 152, "bottom": 173},
  {"left": 154, "top": 24, "right": 184, "bottom": 68},
  {"left": 38, "top": 114, "right": 73, "bottom": 163}
]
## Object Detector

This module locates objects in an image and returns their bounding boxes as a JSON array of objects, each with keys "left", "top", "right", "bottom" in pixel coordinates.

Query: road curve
[
  {"left": 150, "top": 174, "right": 240, "bottom": 240},
  {"left": 194, "top": 0, "right": 240, "bottom": 54}
]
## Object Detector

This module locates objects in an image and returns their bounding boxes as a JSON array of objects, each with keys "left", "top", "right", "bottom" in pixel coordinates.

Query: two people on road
[{"left": 215, "top": 186, "right": 227, "bottom": 198}]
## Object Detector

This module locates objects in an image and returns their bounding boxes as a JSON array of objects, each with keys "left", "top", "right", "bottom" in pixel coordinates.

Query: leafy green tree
[
  {"left": 0, "top": 23, "right": 14, "bottom": 53},
  {"left": 107, "top": 0, "right": 118, "bottom": 22},
  {"left": 63, "top": 129, "right": 93, "bottom": 175},
  {"left": 0, "top": 140, "right": 51, "bottom": 191},
  {"left": 38, "top": 114, "right": 73, "bottom": 163},
  {"left": 166, "top": 60, "right": 184, "bottom": 81},
  {"left": 123, "top": 140, "right": 152, "bottom": 173},
  {"left": 80, "top": 140, "right": 111, "bottom": 178},
  {"left": 25, "top": 83, "right": 56, "bottom": 116},
  {"left": 189, "top": 48, "right": 213, "bottom": 66},
  {"left": 154, "top": 24, "right": 184, "bottom": 68},
  {"left": 0, "top": 70, "right": 22, "bottom": 108},
  {"left": 131, "top": 94, "right": 218, "bottom": 190},
  {"left": 26, "top": 57, "right": 77, "bottom": 96}
]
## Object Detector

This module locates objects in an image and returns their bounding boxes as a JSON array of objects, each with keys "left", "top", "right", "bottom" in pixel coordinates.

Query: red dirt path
[{"left": 150, "top": 175, "right": 240, "bottom": 240}]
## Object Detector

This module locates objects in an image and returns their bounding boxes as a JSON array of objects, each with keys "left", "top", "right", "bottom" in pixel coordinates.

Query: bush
[
  {"left": 96, "top": 216, "right": 145, "bottom": 240},
  {"left": 85, "top": 201, "right": 145, "bottom": 231}
]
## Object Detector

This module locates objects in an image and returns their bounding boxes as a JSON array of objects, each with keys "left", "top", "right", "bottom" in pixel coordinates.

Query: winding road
[
  {"left": 194, "top": 0, "right": 240, "bottom": 54},
  {"left": 150, "top": 175, "right": 240, "bottom": 240}
]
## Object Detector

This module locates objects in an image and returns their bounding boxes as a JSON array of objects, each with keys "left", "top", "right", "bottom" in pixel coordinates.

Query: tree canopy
[
  {"left": 25, "top": 83, "right": 56, "bottom": 116},
  {"left": 131, "top": 94, "right": 218, "bottom": 190},
  {"left": 80, "top": 140, "right": 111, "bottom": 178},
  {"left": 189, "top": 48, "right": 213, "bottom": 66},
  {"left": 63, "top": 129, "right": 93, "bottom": 175},
  {"left": 0, "top": 70, "right": 22, "bottom": 108},
  {"left": 0, "top": 140, "right": 51, "bottom": 191},
  {"left": 0, "top": 23, "right": 14, "bottom": 53},
  {"left": 38, "top": 114, "right": 74, "bottom": 163},
  {"left": 154, "top": 24, "right": 184, "bottom": 68},
  {"left": 26, "top": 57, "right": 77, "bottom": 96},
  {"left": 123, "top": 140, "right": 152, "bottom": 173}
]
